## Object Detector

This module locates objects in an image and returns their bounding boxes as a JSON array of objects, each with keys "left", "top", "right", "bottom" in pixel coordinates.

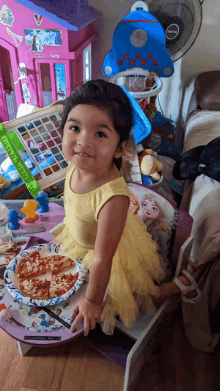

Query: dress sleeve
[{"left": 91, "top": 178, "right": 130, "bottom": 221}]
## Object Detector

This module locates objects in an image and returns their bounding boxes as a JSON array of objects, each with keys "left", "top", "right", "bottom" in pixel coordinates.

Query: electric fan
[{"left": 143, "top": 0, "right": 203, "bottom": 62}]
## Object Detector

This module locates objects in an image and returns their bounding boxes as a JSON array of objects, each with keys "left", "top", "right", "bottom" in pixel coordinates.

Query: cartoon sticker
[
  {"left": 0, "top": 5, "right": 14, "bottom": 26},
  {"left": 24, "top": 29, "right": 62, "bottom": 53},
  {"left": 22, "top": 81, "right": 31, "bottom": 104},
  {"left": 33, "top": 13, "right": 43, "bottom": 26},
  {"left": 55, "top": 63, "right": 66, "bottom": 100},
  {"left": 6, "top": 27, "right": 23, "bottom": 47}
]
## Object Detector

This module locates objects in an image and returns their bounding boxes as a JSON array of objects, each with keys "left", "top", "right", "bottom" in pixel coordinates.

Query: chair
[{"left": 86, "top": 208, "right": 193, "bottom": 391}]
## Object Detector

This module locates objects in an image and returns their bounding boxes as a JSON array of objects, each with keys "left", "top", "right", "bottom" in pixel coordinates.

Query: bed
[{"left": 174, "top": 70, "right": 220, "bottom": 353}]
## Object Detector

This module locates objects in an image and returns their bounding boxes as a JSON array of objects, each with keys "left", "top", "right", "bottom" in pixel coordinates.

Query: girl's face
[
  {"left": 142, "top": 199, "right": 160, "bottom": 219},
  {"left": 128, "top": 198, "right": 139, "bottom": 215},
  {"left": 62, "top": 104, "right": 124, "bottom": 173}
]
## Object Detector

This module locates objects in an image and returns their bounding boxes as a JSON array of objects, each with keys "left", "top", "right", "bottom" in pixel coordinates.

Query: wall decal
[
  {"left": 6, "top": 27, "right": 23, "bottom": 47},
  {"left": 0, "top": 5, "right": 14, "bottom": 26},
  {"left": 24, "top": 29, "right": 62, "bottom": 53},
  {"left": 33, "top": 13, "right": 43, "bottom": 26},
  {"left": 22, "top": 81, "right": 31, "bottom": 104},
  {"left": 14, "top": 62, "right": 27, "bottom": 85},
  {"left": 55, "top": 63, "right": 66, "bottom": 100}
]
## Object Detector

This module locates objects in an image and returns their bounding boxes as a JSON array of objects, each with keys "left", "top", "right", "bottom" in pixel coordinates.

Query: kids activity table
[{"left": 0, "top": 200, "right": 192, "bottom": 391}]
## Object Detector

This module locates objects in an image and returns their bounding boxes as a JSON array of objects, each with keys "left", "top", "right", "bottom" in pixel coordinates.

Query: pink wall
[
  {"left": 68, "top": 24, "right": 93, "bottom": 52},
  {"left": 0, "top": 0, "right": 95, "bottom": 110}
]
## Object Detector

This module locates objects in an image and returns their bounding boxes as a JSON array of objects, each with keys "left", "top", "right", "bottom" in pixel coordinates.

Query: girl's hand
[{"left": 70, "top": 298, "right": 102, "bottom": 336}]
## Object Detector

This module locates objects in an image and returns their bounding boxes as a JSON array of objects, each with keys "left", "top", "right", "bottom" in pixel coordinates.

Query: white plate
[{"left": 4, "top": 243, "right": 87, "bottom": 307}]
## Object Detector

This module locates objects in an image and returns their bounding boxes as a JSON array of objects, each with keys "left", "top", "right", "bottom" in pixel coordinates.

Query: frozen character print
[
  {"left": 31, "top": 34, "right": 38, "bottom": 51},
  {"left": 141, "top": 193, "right": 172, "bottom": 280},
  {"left": 39, "top": 313, "right": 55, "bottom": 327},
  {"left": 128, "top": 189, "right": 140, "bottom": 215}
]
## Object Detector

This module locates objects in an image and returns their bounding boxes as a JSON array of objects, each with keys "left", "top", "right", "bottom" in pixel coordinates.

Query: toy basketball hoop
[{"left": 110, "top": 68, "right": 163, "bottom": 109}]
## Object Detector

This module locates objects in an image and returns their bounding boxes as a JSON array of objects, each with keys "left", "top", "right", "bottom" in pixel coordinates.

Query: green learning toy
[{"left": 0, "top": 123, "right": 42, "bottom": 198}]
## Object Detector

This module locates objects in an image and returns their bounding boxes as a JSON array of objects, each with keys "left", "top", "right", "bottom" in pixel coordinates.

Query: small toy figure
[
  {"left": 0, "top": 176, "right": 8, "bottom": 189},
  {"left": 35, "top": 191, "right": 49, "bottom": 213},
  {"left": 21, "top": 200, "right": 39, "bottom": 223},
  {"left": 8, "top": 209, "right": 22, "bottom": 230}
]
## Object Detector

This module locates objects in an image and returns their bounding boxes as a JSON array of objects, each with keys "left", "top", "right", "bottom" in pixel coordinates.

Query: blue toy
[
  {"left": 102, "top": 2, "right": 174, "bottom": 78},
  {"left": 142, "top": 174, "right": 153, "bottom": 186},
  {"left": 8, "top": 209, "right": 22, "bottom": 230},
  {"left": 120, "top": 85, "right": 151, "bottom": 145},
  {"left": 35, "top": 192, "right": 49, "bottom": 213}
]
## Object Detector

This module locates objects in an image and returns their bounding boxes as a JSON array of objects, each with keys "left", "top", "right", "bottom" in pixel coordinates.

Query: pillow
[{"left": 195, "top": 71, "right": 220, "bottom": 111}]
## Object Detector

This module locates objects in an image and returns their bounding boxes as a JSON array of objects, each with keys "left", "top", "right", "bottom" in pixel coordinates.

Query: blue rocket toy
[
  {"left": 102, "top": 1, "right": 174, "bottom": 78},
  {"left": 8, "top": 209, "right": 22, "bottom": 230},
  {"left": 35, "top": 192, "right": 49, "bottom": 213}
]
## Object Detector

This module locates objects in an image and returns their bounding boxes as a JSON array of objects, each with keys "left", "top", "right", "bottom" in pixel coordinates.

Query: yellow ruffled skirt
[{"left": 55, "top": 213, "right": 165, "bottom": 334}]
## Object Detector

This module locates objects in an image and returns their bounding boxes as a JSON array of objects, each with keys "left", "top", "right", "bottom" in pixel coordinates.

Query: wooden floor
[{"left": 1, "top": 314, "right": 220, "bottom": 391}]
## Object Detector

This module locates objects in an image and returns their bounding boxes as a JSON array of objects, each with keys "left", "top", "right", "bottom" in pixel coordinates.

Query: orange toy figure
[{"left": 21, "top": 200, "right": 39, "bottom": 223}]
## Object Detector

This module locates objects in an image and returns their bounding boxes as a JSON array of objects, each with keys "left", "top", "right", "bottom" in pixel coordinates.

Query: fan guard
[{"left": 144, "top": 0, "right": 202, "bottom": 62}]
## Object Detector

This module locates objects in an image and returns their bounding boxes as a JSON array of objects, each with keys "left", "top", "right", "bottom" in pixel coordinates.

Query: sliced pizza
[
  {"left": 45, "top": 255, "right": 76, "bottom": 276},
  {"left": 16, "top": 251, "right": 48, "bottom": 279},
  {"left": 19, "top": 277, "right": 50, "bottom": 299},
  {"left": 49, "top": 272, "right": 79, "bottom": 298}
]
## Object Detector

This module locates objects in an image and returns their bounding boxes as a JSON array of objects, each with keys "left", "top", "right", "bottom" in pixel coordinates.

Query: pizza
[
  {"left": 45, "top": 255, "right": 75, "bottom": 276},
  {"left": 16, "top": 250, "right": 79, "bottom": 300},
  {"left": 49, "top": 272, "right": 79, "bottom": 298},
  {"left": 16, "top": 251, "right": 48, "bottom": 279},
  {"left": 19, "top": 277, "right": 50, "bottom": 299}
]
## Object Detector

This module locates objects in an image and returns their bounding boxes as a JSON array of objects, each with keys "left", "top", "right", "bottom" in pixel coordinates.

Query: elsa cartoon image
[
  {"left": 141, "top": 193, "right": 172, "bottom": 280},
  {"left": 141, "top": 193, "right": 170, "bottom": 232}
]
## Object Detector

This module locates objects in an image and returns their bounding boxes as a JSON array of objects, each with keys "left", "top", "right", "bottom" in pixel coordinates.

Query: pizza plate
[{"left": 4, "top": 243, "right": 88, "bottom": 307}]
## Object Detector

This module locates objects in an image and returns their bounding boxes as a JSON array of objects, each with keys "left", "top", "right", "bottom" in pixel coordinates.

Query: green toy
[
  {"left": 0, "top": 124, "right": 42, "bottom": 198},
  {"left": 8, "top": 130, "right": 25, "bottom": 152}
]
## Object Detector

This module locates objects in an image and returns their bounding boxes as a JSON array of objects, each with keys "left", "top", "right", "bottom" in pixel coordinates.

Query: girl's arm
[
  {"left": 70, "top": 194, "right": 129, "bottom": 335},
  {"left": 86, "top": 194, "right": 129, "bottom": 304}
]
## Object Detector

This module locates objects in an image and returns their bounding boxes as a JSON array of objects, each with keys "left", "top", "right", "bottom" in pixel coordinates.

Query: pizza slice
[
  {"left": 19, "top": 277, "right": 50, "bottom": 299},
  {"left": 16, "top": 251, "right": 48, "bottom": 279},
  {"left": 45, "top": 255, "right": 76, "bottom": 276},
  {"left": 49, "top": 272, "right": 79, "bottom": 298}
]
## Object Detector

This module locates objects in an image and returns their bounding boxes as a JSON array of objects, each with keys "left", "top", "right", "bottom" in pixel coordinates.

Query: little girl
[{"left": 54, "top": 79, "right": 200, "bottom": 336}]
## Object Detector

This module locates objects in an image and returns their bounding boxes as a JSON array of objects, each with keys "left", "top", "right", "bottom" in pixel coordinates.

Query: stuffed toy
[
  {"left": 141, "top": 155, "right": 163, "bottom": 181},
  {"left": 173, "top": 137, "right": 220, "bottom": 183},
  {"left": 138, "top": 147, "right": 157, "bottom": 165},
  {"left": 137, "top": 148, "right": 163, "bottom": 182},
  {"left": 138, "top": 72, "right": 158, "bottom": 124}
]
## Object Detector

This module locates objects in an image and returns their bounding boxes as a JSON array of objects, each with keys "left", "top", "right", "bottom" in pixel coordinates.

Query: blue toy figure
[
  {"left": 35, "top": 191, "right": 49, "bottom": 213},
  {"left": 142, "top": 174, "right": 153, "bottom": 186},
  {"left": 8, "top": 209, "right": 22, "bottom": 230}
]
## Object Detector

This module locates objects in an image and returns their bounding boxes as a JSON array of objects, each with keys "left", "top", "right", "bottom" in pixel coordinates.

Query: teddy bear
[
  {"left": 137, "top": 147, "right": 163, "bottom": 182},
  {"left": 138, "top": 72, "right": 158, "bottom": 123},
  {"left": 141, "top": 154, "right": 163, "bottom": 181}
]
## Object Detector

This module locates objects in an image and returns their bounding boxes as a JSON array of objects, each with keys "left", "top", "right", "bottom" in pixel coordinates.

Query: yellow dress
[{"left": 55, "top": 163, "right": 165, "bottom": 334}]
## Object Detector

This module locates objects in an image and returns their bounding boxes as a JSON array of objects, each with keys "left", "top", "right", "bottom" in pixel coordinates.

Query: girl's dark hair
[{"left": 60, "top": 79, "right": 133, "bottom": 170}]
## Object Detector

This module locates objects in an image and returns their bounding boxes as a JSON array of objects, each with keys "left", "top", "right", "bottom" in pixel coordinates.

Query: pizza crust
[
  {"left": 16, "top": 251, "right": 48, "bottom": 279},
  {"left": 45, "top": 255, "right": 76, "bottom": 275},
  {"left": 19, "top": 277, "right": 50, "bottom": 299},
  {"left": 49, "top": 272, "right": 79, "bottom": 298}
]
